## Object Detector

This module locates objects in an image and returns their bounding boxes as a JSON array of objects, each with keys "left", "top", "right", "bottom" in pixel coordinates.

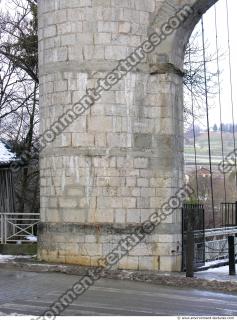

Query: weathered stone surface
[{"left": 38, "top": 0, "right": 218, "bottom": 271}]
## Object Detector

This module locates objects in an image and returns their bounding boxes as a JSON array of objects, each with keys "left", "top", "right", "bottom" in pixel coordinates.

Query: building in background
[{"left": 0, "top": 140, "right": 17, "bottom": 212}]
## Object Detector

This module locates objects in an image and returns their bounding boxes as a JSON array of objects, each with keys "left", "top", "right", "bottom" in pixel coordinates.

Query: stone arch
[{"left": 147, "top": 0, "right": 218, "bottom": 73}]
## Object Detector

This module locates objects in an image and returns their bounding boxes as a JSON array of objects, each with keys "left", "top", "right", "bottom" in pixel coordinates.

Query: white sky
[{"left": 193, "top": 0, "right": 237, "bottom": 127}]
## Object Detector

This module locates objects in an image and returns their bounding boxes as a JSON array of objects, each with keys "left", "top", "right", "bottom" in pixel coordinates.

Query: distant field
[{"left": 185, "top": 131, "right": 237, "bottom": 160}]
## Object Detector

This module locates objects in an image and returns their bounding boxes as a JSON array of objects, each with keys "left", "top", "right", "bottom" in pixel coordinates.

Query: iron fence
[
  {"left": 0, "top": 213, "right": 40, "bottom": 244},
  {"left": 182, "top": 203, "right": 205, "bottom": 270},
  {"left": 221, "top": 202, "right": 237, "bottom": 227},
  {"left": 182, "top": 201, "right": 237, "bottom": 271},
  {"left": 195, "top": 226, "right": 237, "bottom": 262}
]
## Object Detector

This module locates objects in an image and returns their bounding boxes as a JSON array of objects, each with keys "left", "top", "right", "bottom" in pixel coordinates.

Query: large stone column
[{"left": 38, "top": 0, "right": 217, "bottom": 271}]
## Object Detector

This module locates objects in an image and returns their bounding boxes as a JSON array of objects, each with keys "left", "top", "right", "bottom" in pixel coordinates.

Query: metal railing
[
  {"left": 195, "top": 226, "right": 237, "bottom": 237},
  {"left": 0, "top": 213, "right": 40, "bottom": 244},
  {"left": 182, "top": 203, "right": 205, "bottom": 270},
  {"left": 195, "top": 227, "right": 237, "bottom": 262},
  {"left": 221, "top": 202, "right": 237, "bottom": 227}
]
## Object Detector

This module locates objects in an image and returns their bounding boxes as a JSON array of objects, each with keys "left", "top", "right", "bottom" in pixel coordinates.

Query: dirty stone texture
[{"left": 38, "top": 0, "right": 217, "bottom": 271}]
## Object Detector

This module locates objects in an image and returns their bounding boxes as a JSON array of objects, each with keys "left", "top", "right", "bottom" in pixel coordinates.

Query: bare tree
[
  {"left": 0, "top": 0, "right": 39, "bottom": 213},
  {"left": 183, "top": 30, "right": 220, "bottom": 129}
]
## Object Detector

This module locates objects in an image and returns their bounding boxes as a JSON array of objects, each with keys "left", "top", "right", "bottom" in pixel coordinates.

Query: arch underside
[{"left": 148, "top": 0, "right": 219, "bottom": 72}]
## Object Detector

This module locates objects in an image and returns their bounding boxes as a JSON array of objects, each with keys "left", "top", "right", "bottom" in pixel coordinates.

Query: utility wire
[
  {"left": 201, "top": 17, "right": 216, "bottom": 228},
  {"left": 225, "top": 0, "right": 237, "bottom": 190},
  {"left": 214, "top": 5, "right": 227, "bottom": 204},
  {"left": 188, "top": 47, "right": 200, "bottom": 202}
]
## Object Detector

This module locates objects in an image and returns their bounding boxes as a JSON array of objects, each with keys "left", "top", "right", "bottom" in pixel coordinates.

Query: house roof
[{"left": 0, "top": 140, "right": 17, "bottom": 168}]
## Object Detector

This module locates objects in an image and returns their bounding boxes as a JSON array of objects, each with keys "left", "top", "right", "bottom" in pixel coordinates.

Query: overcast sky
[{"left": 193, "top": 0, "right": 236, "bottom": 128}]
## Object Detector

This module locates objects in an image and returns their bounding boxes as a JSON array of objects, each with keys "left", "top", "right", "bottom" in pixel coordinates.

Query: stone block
[
  {"left": 160, "top": 256, "right": 180, "bottom": 272},
  {"left": 88, "top": 116, "right": 113, "bottom": 132},
  {"left": 88, "top": 209, "right": 114, "bottom": 223},
  {"left": 126, "top": 177, "right": 136, "bottom": 187},
  {"left": 130, "top": 243, "right": 153, "bottom": 256},
  {"left": 72, "top": 133, "right": 95, "bottom": 147},
  {"left": 98, "top": 21, "right": 118, "bottom": 33},
  {"left": 92, "top": 0, "right": 111, "bottom": 7},
  {"left": 105, "top": 46, "right": 127, "bottom": 60},
  {"left": 127, "top": 209, "right": 140, "bottom": 223},
  {"left": 85, "top": 235, "right": 97, "bottom": 243},
  {"left": 54, "top": 80, "right": 68, "bottom": 92},
  {"left": 117, "top": 157, "right": 133, "bottom": 168},
  {"left": 136, "top": 197, "right": 150, "bottom": 209},
  {"left": 44, "top": 25, "right": 57, "bottom": 38},
  {"left": 119, "top": 22, "right": 131, "bottom": 33},
  {"left": 134, "top": 134, "right": 152, "bottom": 149},
  {"left": 123, "top": 197, "right": 136, "bottom": 209},
  {"left": 134, "top": 0, "right": 155, "bottom": 12},
  {"left": 118, "top": 256, "right": 139, "bottom": 270},
  {"left": 61, "top": 209, "right": 87, "bottom": 223},
  {"left": 114, "top": 209, "right": 126, "bottom": 223},
  {"left": 56, "top": 47, "right": 68, "bottom": 61},
  {"left": 107, "top": 133, "right": 132, "bottom": 148},
  {"left": 94, "top": 33, "right": 111, "bottom": 44},
  {"left": 84, "top": 45, "right": 105, "bottom": 60},
  {"left": 137, "top": 178, "right": 149, "bottom": 187},
  {"left": 79, "top": 243, "right": 102, "bottom": 256},
  {"left": 134, "top": 158, "right": 148, "bottom": 169},
  {"left": 138, "top": 256, "right": 154, "bottom": 271},
  {"left": 61, "top": 34, "right": 76, "bottom": 46}
]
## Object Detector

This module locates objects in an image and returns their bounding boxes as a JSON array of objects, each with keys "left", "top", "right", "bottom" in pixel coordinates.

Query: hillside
[{"left": 184, "top": 131, "right": 237, "bottom": 165}]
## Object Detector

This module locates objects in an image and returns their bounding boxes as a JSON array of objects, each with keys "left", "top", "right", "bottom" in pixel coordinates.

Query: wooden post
[
  {"left": 228, "top": 236, "right": 236, "bottom": 276},
  {"left": 186, "top": 209, "right": 194, "bottom": 278}
]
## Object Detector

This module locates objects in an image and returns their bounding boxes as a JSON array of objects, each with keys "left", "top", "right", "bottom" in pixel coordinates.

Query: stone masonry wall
[{"left": 38, "top": 0, "right": 217, "bottom": 271}]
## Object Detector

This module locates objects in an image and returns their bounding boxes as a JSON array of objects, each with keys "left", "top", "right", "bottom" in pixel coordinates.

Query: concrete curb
[{"left": 1, "top": 259, "right": 237, "bottom": 293}]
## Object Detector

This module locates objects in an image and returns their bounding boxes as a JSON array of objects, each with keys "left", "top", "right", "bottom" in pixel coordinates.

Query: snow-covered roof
[{"left": 0, "top": 140, "right": 17, "bottom": 167}]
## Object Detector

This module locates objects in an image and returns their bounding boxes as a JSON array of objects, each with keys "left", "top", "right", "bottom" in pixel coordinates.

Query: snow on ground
[
  {"left": 0, "top": 312, "right": 30, "bottom": 316},
  {"left": 196, "top": 263, "right": 237, "bottom": 281},
  {"left": 205, "top": 259, "right": 229, "bottom": 267},
  {"left": 0, "top": 140, "right": 16, "bottom": 163},
  {"left": 0, "top": 255, "right": 33, "bottom": 263},
  {"left": 24, "top": 235, "right": 37, "bottom": 242},
  {"left": 201, "top": 264, "right": 237, "bottom": 274}
]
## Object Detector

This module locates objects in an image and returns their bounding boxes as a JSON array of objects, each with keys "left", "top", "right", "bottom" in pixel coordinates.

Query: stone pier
[{"left": 38, "top": 0, "right": 217, "bottom": 271}]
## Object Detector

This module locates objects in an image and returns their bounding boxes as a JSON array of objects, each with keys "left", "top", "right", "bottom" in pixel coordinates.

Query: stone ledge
[
  {"left": 38, "top": 222, "right": 181, "bottom": 235},
  {"left": 38, "top": 222, "right": 144, "bottom": 235},
  {"left": 0, "top": 258, "right": 237, "bottom": 293},
  {"left": 40, "top": 61, "right": 150, "bottom": 76},
  {"left": 149, "top": 63, "right": 184, "bottom": 77}
]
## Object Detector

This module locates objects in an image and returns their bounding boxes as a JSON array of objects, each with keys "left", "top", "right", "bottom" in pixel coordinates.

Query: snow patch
[
  {"left": 25, "top": 235, "right": 37, "bottom": 242},
  {"left": 0, "top": 312, "right": 30, "bottom": 316},
  {"left": 200, "top": 264, "right": 237, "bottom": 274},
  {"left": 205, "top": 258, "right": 229, "bottom": 267},
  {"left": 0, "top": 255, "right": 33, "bottom": 263},
  {"left": 0, "top": 140, "right": 16, "bottom": 163}
]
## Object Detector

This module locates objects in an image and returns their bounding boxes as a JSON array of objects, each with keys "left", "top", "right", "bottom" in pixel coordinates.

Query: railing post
[
  {"left": 181, "top": 207, "right": 184, "bottom": 271},
  {"left": 0, "top": 214, "right": 3, "bottom": 244},
  {"left": 235, "top": 201, "right": 237, "bottom": 227},
  {"left": 228, "top": 236, "right": 236, "bottom": 276},
  {"left": 186, "top": 208, "right": 194, "bottom": 278},
  {"left": 4, "top": 214, "right": 7, "bottom": 244}
]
